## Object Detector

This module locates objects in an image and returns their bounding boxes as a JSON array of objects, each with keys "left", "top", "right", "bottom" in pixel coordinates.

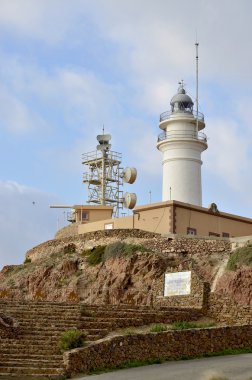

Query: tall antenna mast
[{"left": 195, "top": 40, "right": 199, "bottom": 133}]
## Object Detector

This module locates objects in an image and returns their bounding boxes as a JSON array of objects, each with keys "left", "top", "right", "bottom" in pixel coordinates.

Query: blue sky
[{"left": 1, "top": 0, "right": 252, "bottom": 268}]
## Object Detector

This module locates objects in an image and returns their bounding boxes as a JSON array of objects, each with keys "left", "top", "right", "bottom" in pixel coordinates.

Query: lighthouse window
[{"left": 187, "top": 228, "right": 197, "bottom": 236}]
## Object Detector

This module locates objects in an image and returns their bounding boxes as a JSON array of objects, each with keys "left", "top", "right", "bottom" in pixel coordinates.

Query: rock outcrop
[{"left": 0, "top": 230, "right": 233, "bottom": 305}]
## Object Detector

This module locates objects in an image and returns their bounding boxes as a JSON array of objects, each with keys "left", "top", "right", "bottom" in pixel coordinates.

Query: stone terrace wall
[
  {"left": 144, "top": 236, "right": 231, "bottom": 255},
  {"left": 26, "top": 230, "right": 231, "bottom": 263},
  {"left": 26, "top": 229, "right": 159, "bottom": 262},
  {"left": 64, "top": 325, "right": 252, "bottom": 375},
  {"left": 208, "top": 293, "right": 252, "bottom": 325}
]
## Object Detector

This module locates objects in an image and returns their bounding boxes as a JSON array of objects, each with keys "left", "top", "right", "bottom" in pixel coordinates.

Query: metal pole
[
  {"left": 195, "top": 41, "right": 199, "bottom": 134},
  {"left": 101, "top": 151, "right": 106, "bottom": 205}
]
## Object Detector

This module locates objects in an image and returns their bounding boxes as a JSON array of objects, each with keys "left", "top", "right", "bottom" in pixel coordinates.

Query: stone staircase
[
  {"left": 0, "top": 300, "right": 203, "bottom": 378},
  {"left": 0, "top": 300, "right": 82, "bottom": 378}
]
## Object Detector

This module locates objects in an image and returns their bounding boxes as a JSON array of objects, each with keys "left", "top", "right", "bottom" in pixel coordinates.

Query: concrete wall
[{"left": 63, "top": 325, "right": 252, "bottom": 375}]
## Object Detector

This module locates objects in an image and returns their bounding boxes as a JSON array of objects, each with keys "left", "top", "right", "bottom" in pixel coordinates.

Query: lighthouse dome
[{"left": 170, "top": 83, "right": 194, "bottom": 113}]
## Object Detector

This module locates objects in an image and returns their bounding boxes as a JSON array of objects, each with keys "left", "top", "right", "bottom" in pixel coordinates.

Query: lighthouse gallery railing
[{"left": 157, "top": 130, "right": 207, "bottom": 143}]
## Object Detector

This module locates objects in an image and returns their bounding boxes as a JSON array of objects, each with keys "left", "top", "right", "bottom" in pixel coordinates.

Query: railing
[
  {"left": 82, "top": 150, "right": 122, "bottom": 163},
  {"left": 157, "top": 130, "right": 207, "bottom": 143},
  {"left": 160, "top": 110, "right": 204, "bottom": 122}
]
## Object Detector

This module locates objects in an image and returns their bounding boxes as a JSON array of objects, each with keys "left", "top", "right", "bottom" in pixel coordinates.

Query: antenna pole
[{"left": 195, "top": 41, "right": 199, "bottom": 133}]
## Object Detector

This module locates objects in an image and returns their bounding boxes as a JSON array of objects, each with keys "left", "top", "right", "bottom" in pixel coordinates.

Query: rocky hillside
[{"left": 1, "top": 229, "right": 241, "bottom": 305}]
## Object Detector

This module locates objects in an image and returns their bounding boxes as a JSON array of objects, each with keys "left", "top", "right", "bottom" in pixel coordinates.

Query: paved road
[{"left": 79, "top": 354, "right": 252, "bottom": 380}]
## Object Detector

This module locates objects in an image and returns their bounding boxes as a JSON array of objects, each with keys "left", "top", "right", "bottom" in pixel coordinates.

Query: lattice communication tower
[{"left": 82, "top": 134, "right": 137, "bottom": 217}]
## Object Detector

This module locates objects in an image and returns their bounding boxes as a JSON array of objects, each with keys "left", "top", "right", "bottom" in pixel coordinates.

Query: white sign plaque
[{"left": 164, "top": 271, "right": 191, "bottom": 296}]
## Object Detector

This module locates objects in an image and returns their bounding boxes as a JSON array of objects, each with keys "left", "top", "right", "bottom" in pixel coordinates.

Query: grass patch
[
  {"left": 83, "top": 242, "right": 149, "bottom": 266},
  {"left": 89, "top": 358, "right": 163, "bottom": 374},
  {"left": 204, "top": 347, "right": 252, "bottom": 357},
  {"left": 59, "top": 329, "right": 86, "bottom": 352},
  {"left": 63, "top": 243, "right": 76, "bottom": 254},
  {"left": 150, "top": 324, "right": 170, "bottom": 332},
  {"left": 170, "top": 321, "right": 215, "bottom": 330},
  {"left": 23, "top": 257, "right": 31, "bottom": 264},
  {"left": 171, "top": 321, "right": 201, "bottom": 330},
  {"left": 85, "top": 246, "right": 106, "bottom": 266},
  {"left": 227, "top": 244, "right": 252, "bottom": 271},
  {"left": 103, "top": 241, "right": 148, "bottom": 261}
]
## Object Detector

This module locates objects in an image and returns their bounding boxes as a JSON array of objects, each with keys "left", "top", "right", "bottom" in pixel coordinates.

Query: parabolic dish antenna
[
  {"left": 123, "top": 192, "right": 137, "bottom": 209},
  {"left": 122, "top": 167, "right": 137, "bottom": 184}
]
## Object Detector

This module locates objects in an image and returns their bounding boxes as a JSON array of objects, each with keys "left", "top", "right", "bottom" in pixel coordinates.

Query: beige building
[
  {"left": 76, "top": 201, "right": 252, "bottom": 238},
  {"left": 50, "top": 205, "right": 113, "bottom": 225}
]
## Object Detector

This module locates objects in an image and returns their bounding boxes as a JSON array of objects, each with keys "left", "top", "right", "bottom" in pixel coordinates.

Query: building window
[
  {"left": 104, "top": 223, "right": 113, "bottom": 230},
  {"left": 209, "top": 232, "right": 220, "bottom": 237},
  {"left": 187, "top": 227, "right": 197, "bottom": 235},
  {"left": 81, "top": 211, "right": 89, "bottom": 221},
  {"left": 222, "top": 232, "right": 230, "bottom": 238}
]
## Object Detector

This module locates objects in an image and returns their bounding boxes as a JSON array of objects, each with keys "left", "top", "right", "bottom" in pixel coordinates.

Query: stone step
[
  {"left": 80, "top": 321, "right": 113, "bottom": 328},
  {"left": 1, "top": 353, "right": 62, "bottom": 360},
  {"left": 0, "top": 367, "right": 63, "bottom": 376},
  {"left": 0, "top": 375, "right": 64, "bottom": 380},
  {"left": 0, "top": 343, "right": 61, "bottom": 353},
  {"left": 1, "top": 311, "right": 79, "bottom": 317},
  {"left": 0, "top": 360, "right": 62, "bottom": 369},
  {"left": 0, "top": 307, "right": 80, "bottom": 312},
  {"left": 0, "top": 348, "right": 61, "bottom": 356}
]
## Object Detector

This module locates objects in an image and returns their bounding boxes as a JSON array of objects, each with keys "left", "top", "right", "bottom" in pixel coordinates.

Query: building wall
[
  {"left": 78, "top": 216, "right": 133, "bottom": 234},
  {"left": 134, "top": 205, "right": 172, "bottom": 234},
  {"left": 175, "top": 206, "right": 252, "bottom": 237},
  {"left": 75, "top": 208, "right": 113, "bottom": 224},
  {"left": 77, "top": 201, "right": 252, "bottom": 238},
  {"left": 78, "top": 205, "right": 172, "bottom": 235}
]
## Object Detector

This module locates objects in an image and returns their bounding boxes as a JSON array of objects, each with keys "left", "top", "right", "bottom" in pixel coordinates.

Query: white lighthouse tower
[{"left": 156, "top": 81, "right": 207, "bottom": 206}]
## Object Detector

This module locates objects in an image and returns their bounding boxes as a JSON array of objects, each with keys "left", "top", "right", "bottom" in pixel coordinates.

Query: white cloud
[
  {"left": 0, "top": 0, "right": 84, "bottom": 44},
  {"left": 0, "top": 181, "right": 62, "bottom": 270},
  {"left": 0, "top": 85, "right": 48, "bottom": 134},
  {"left": 205, "top": 117, "right": 251, "bottom": 194}
]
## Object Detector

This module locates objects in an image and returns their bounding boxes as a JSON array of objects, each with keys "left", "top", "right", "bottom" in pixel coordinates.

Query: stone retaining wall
[
  {"left": 208, "top": 293, "right": 252, "bottom": 325},
  {"left": 26, "top": 229, "right": 231, "bottom": 263},
  {"left": 63, "top": 325, "right": 252, "bottom": 375},
  {"left": 26, "top": 229, "right": 159, "bottom": 262}
]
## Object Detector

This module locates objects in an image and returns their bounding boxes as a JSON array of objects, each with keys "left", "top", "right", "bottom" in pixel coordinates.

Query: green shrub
[
  {"left": 59, "top": 329, "right": 86, "bottom": 352},
  {"left": 103, "top": 242, "right": 148, "bottom": 261},
  {"left": 86, "top": 246, "right": 106, "bottom": 266},
  {"left": 23, "top": 257, "right": 31, "bottom": 264},
  {"left": 171, "top": 321, "right": 215, "bottom": 330},
  {"left": 227, "top": 244, "right": 252, "bottom": 271},
  {"left": 150, "top": 324, "right": 169, "bottom": 333},
  {"left": 83, "top": 242, "right": 149, "bottom": 265},
  {"left": 63, "top": 243, "right": 76, "bottom": 254},
  {"left": 170, "top": 321, "right": 196, "bottom": 329}
]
